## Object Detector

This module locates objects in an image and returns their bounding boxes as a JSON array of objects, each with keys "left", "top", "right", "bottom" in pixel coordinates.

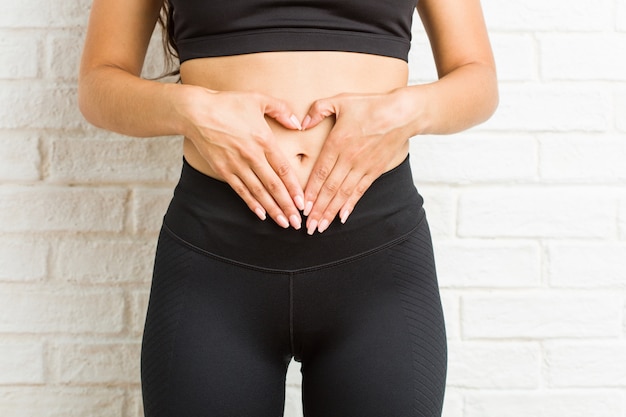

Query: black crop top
[{"left": 169, "top": 0, "right": 417, "bottom": 63}]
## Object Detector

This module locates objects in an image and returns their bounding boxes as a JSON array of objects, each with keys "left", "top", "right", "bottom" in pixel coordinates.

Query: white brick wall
[{"left": 0, "top": 2, "right": 624, "bottom": 417}]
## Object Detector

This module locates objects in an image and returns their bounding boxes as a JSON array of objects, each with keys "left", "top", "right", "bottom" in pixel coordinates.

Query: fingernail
[
  {"left": 289, "top": 214, "right": 302, "bottom": 230},
  {"left": 255, "top": 208, "right": 266, "bottom": 220},
  {"left": 277, "top": 215, "right": 289, "bottom": 228},
  {"left": 318, "top": 219, "right": 329, "bottom": 233},
  {"left": 289, "top": 114, "right": 302, "bottom": 130},
  {"left": 307, "top": 219, "right": 318, "bottom": 235},
  {"left": 340, "top": 209, "right": 350, "bottom": 224},
  {"left": 302, "top": 115, "right": 311, "bottom": 130},
  {"left": 303, "top": 201, "right": 313, "bottom": 216},
  {"left": 294, "top": 195, "right": 304, "bottom": 211}
]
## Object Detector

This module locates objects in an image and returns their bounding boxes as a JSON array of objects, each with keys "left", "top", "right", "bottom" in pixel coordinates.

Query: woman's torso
[{"left": 180, "top": 51, "right": 410, "bottom": 187}]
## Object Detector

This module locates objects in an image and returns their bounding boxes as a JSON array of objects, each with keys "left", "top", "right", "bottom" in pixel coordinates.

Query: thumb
[
  {"left": 261, "top": 95, "right": 302, "bottom": 130},
  {"left": 302, "top": 98, "right": 338, "bottom": 130}
]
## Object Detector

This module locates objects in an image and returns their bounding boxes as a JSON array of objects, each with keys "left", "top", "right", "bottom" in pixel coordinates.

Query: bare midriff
[{"left": 180, "top": 51, "right": 410, "bottom": 188}]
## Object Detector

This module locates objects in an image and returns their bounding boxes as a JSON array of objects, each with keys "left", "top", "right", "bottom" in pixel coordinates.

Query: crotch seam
[{"left": 289, "top": 275, "right": 298, "bottom": 361}]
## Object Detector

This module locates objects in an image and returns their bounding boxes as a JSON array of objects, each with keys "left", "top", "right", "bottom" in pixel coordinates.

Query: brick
[
  {"left": 0, "top": 388, "right": 124, "bottom": 417},
  {"left": 545, "top": 342, "right": 626, "bottom": 387},
  {"left": 435, "top": 240, "right": 541, "bottom": 288},
  {"left": 0, "top": 342, "right": 44, "bottom": 384},
  {"left": 0, "top": 186, "right": 126, "bottom": 232},
  {"left": 541, "top": 34, "right": 626, "bottom": 81},
  {"left": 410, "top": 134, "right": 536, "bottom": 183},
  {"left": 129, "top": 290, "right": 150, "bottom": 335},
  {"left": 548, "top": 243, "right": 626, "bottom": 288},
  {"left": 131, "top": 188, "right": 174, "bottom": 233},
  {"left": 462, "top": 293, "right": 622, "bottom": 339},
  {"left": 618, "top": 197, "right": 626, "bottom": 240},
  {"left": 141, "top": 32, "right": 179, "bottom": 81},
  {"left": 407, "top": 38, "right": 438, "bottom": 83},
  {"left": 622, "top": 300, "right": 626, "bottom": 336},
  {"left": 413, "top": 185, "right": 456, "bottom": 239},
  {"left": 441, "top": 388, "right": 463, "bottom": 417},
  {"left": 48, "top": 134, "right": 182, "bottom": 183},
  {"left": 0, "top": 287, "right": 125, "bottom": 333},
  {"left": 52, "top": 342, "right": 141, "bottom": 384},
  {"left": 481, "top": 84, "right": 611, "bottom": 132},
  {"left": 284, "top": 385, "right": 303, "bottom": 417},
  {"left": 540, "top": 134, "right": 626, "bottom": 182},
  {"left": 0, "top": 1, "right": 91, "bottom": 28},
  {"left": 286, "top": 358, "right": 301, "bottom": 387},
  {"left": 616, "top": 88, "right": 626, "bottom": 132},
  {"left": 45, "top": 30, "right": 85, "bottom": 80},
  {"left": 617, "top": 0, "right": 626, "bottom": 31},
  {"left": 0, "top": 81, "right": 86, "bottom": 129},
  {"left": 52, "top": 238, "right": 156, "bottom": 283},
  {"left": 0, "top": 132, "right": 40, "bottom": 181},
  {"left": 126, "top": 389, "right": 144, "bottom": 417},
  {"left": 458, "top": 187, "right": 616, "bottom": 238},
  {"left": 447, "top": 342, "right": 541, "bottom": 388},
  {"left": 0, "top": 238, "right": 48, "bottom": 282},
  {"left": 0, "top": 31, "right": 40, "bottom": 79},
  {"left": 481, "top": 0, "right": 612, "bottom": 31},
  {"left": 440, "top": 290, "right": 460, "bottom": 341},
  {"left": 465, "top": 391, "right": 624, "bottom": 417},
  {"left": 491, "top": 34, "right": 536, "bottom": 81},
  {"left": 623, "top": 301, "right": 626, "bottom": 337}
]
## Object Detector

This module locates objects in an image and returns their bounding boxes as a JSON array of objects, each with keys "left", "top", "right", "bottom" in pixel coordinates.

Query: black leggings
[{"left": 141, "top": 157, "right": 447, "bottom": 417}]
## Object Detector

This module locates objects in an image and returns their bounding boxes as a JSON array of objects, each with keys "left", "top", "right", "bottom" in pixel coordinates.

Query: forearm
[
  {"left": 400, "top": 61, "right": 498, "bottom": 136},
  {"left": 78, "top": 66, "right": 190, "bottom": 138}
]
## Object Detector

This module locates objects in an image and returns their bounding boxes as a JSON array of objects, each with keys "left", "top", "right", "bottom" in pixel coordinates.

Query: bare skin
[{"left": 79, "top": 0, "right": 498, "bottom": 234}]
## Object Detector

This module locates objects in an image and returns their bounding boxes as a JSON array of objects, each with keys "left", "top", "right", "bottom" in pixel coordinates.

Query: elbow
[
  {"left": 77, "top": 74, "right": 94, "bottom": 124},
  {"left": 77, "top": 73, "right": 104, "bottom": 129},
  {"left": 480, "top": 65, "right": 499, "bottom": 123}
]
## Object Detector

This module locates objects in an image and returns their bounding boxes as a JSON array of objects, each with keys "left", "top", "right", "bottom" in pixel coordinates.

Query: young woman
[{"left": 79, "top": 0, "right": 497, "bottom": 415}]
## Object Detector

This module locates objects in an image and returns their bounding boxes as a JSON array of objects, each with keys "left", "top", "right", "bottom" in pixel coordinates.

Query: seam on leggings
[
  {"left": 289, "top": 275, "right": 296, "bottom": 360},
  {"left": 161, "top": 217, "right": 425, "bottom": 274}
]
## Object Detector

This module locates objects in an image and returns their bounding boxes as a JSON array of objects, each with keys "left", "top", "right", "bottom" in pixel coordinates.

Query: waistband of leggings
[{"left": 163, "top": 156, "right": 425, "bottom": 271}]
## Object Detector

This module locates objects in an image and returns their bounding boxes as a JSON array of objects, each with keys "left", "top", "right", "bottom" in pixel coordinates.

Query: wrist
[
  {"left": 167, "top": 83, "right": 216, "bottom": 139},
  {"left": 390, "top": 85, "right": 432, "bottom": 137}
]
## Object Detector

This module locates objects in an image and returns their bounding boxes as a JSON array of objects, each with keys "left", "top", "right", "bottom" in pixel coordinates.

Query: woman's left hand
[{"left": 301, "top": 88, "right": 419, "bottom": 234}]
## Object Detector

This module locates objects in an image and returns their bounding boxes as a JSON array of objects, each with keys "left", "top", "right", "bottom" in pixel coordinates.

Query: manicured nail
[
  {"left": 289, "top": 214, "right": 302, "bottom": 230},
  {"left": 277, "top": 214, "right": 289, "bottom": 228},
  {"left": 307, "top": 219, "right": 318, "bottom": 235},
  {"left": 340, "top": 209, "right": 350, "bottom": 224},
  {"left": 289, "top": 114, "right": 302, "bottom": 130},
  {"left": 255, "top": 207, "right": 266, "bottom": 220},
  {"left": 302, "top": 115, "right": 311, "bottom": 130},
  {"left": 317, "top": 219, "right": 329, "bottom": 233},
  {"left": 294, "top": 195, "right": 304, "bottom": 211},
  {"left": 303, "top": 201, "right": 313, "bottom": 216}
]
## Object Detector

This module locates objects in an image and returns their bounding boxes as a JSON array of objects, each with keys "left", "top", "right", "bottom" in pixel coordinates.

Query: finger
[
  {"left": 339, "top": 174, "right": 375, "bottom": 225},
  {"left": 225, "top": 174, "right": 267, "bottom": 221},
  {"left": 302, "top": 146, "right": 340, "bottom": 217},
  {"left": 305, "top": 161, "right": 351, "bottom": 235},
  {"left": 261, "top": 95, "right": 302, "bottom": 130},
  {"left": 264, "top": 146, "right": 305, "bottom": 211},
  {"left": 238, "top": 168, "right": 297, "bottom": 229},
  {"left": 316, "top": 171, "right": 365, "bottom": 233},
  {"left": 302, "top": 98, "right": 338, "bottom": 130},
  {"left": 249, "top": 158, "right": 303, "bottom": 230}
]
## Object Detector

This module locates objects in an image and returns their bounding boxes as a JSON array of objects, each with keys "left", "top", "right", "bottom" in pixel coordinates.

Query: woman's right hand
[{"left": 174, "top": 85, "right": 304, "bottom": 229}]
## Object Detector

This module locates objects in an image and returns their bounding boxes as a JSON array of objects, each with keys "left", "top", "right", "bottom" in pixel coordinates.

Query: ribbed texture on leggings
[
  {"left": 390, "top": 224, "right": 447, "bottom": 417},
  {"left": 141, "top": 230, "right": 193, "bottom": 417}
]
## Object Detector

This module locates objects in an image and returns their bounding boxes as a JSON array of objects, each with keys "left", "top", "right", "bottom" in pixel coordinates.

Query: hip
[{"left": 162, "top": 154, "right": 425, "bottom": 271}]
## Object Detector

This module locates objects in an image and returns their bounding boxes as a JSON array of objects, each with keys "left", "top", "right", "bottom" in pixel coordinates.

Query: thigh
[
  {"left": 141, "top": 229, "right": 292, "bottom": 417},
  {"left": 296, "top": 221, "right": 447, "bottom": 417}
]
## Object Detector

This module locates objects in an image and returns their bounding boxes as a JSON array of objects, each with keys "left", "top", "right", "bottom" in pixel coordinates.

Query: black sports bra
[{"left": 169, "top": 0, "right": 417, "bottom": 63}]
